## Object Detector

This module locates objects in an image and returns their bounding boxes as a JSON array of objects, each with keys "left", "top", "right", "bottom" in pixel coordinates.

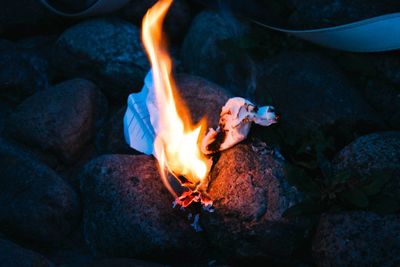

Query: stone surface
[
  {"left": 6, "top": 79, "right": 107, "bottom": 164},
  {"left": 182, "top": 11, "right": 256, "bottom": 97},
  {"left": 332, "top": 131, "right": 400, "bottom": 194},
  {"left": 0, "top": 153, "right": 80, "bottom": 246},
  {"left": 80, "top": 154, "right": 206, "bottom": 260},
  {"left": 0, "top": 47, "right": 49, "bottom": 104},
  {"left": 313, "top": 211, "right": 400, "bottom": 267},
  {"left": 0, "top": 238, "right": 55, "bottom": 267},
  {"left": 286, "top": 0, "right": 400, "bottom": 28},
  {"left": 118, "top": 0, "right": 191, "bottom": 41},
  {"left": 53, "top": 18, "right": 150, "bottom": 100},
  {"left": 255, "top": 52, "right": 383, "bottom": 143},
  {"left": 202, "top": 141, "right": 309, "bottom": 261}
]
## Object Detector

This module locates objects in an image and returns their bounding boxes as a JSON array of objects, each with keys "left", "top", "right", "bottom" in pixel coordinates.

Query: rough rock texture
[
  {"left": 0, "top": 238, "right": 55, "bottom": 267},
  {"left": 182, "top": 11, "right": 256, "bottom": 97},
  {"left": 6, "top": 79, "right": 107, "bottom": 164},
  {"left": 313, "top": 211, "right": 400, "bottom": 267},
  {"left": 0, "top": 153, "right": 80, "bottom": 246},
  {"left": 80, "top": 154, "right": 206, "bottom": 260},
  {"left": 175, "top": 74, "right": 232, "bottom": 128},
  {"left": 53, "top": 18, "right": 150, "bottom": 100},
  {"left": 0, "top": 46, "right": 49, "bottom": 103},
  {"left": 286, "top": 0, "right": 400, "bottom": 28},
  {"left": 255, "top": 52, "right": 383, "bottom": 141},
  {"left": 332, "top": 132, "right": 400, "bottom": 193},
  {"left": 202, "top": 142, "right": 309, "bottom": 261},
  {"left": 118, "top": 0, "right": 191, "bottom": 40}
]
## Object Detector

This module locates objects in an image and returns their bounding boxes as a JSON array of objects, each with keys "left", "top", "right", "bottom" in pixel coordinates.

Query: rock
[
  {"left": 255, "top": 52, "right": 383, "bottom": 145},
  {"left": 175, "top": 74, "right": 232, "bottom": 128},
  {"left": 118, "top": 0, "right": 191, "bottom": 41},
  {"left": 0, "top": 238, "right": 54, "bottom": 267},
  {"left": 332, "top": 132, "right": 400, "bottom": 196},
  {"left": 181, "top": 11, "right": 256, "bottom": 96},
  {"left": 312, "top": 211, "right": 400, "bottom": 267},
  {"left": 87, "top": 258, "right": 164, "bottom": 267},
  {"left": 6, "top": 79, "right": 107, "bottom": 164},
  {"left": 363, "top": 79, "right": 400, "bottom": 130},
  {"left": 0, "top": 47, "right": 49, "bottom": 104},
  {"left": 80, "top": 154, "right": 206, "bottom": 260},
  {"left": 53, "top": 18, "right": 150, "bottom": 100},
  {"left": 96, "top": 107, "right": 137, "bottom": 155},
  {"left": 286, "top": 0, "right": 400, "bottom": 28},
  {"left": 202, "top": 141, "right": 309, "bottom": 262},
  {"left": 0, "top": 153, "right": 80, "bottom": 246},
  {"left": 44, "top": 0, "right": 98, "bottom": 13},
  {"left": 374, "top": 52, "right": 400, "bottom": 87}
]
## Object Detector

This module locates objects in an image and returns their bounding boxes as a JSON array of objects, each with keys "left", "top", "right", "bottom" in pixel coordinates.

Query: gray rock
[
  {"left": 202, "top": 142, "right": 309, "bottom": 261},
  {"left": 6, "top": 79, "right": 107, "bottom": 164},
  {"left": 313, "top": 211, "right": 400, "bottom": 267},
  {"left": 80, "top": 154, "right": 207, "bottom": 260},
  {"left": 0, "top": 153, "right": 80, "bottom": 246},
  {"left": 255, "top": 52, "right": 383, "bottom": 142},
  {"left": 332, "top": 131, "right": 400, "bottom": 195},
  {"left": 0, "top": 47, "right": 49, "bottom": 104},
  {"left": 0, "top": 238, "right": 55, "bottom": 267},
  {"left": 118, "top": 0, "right": 191, "bottom": 40},
  {"left": 286, "top": 0, "right": 400, "bottom": 28},
  {"left": 181, "top": 11, "right": 256, "bottom": 96},
  {"left": 53, "top": 18, "right": 150, "bottom": 100}
]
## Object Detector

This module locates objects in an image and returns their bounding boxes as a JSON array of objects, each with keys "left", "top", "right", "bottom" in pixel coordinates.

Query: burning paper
[
  {"left": 201, "top": 97, "right": 279, "bottom": 155},
  {"left": 123, "top": 0, "right": 278, "bottom": 216}
]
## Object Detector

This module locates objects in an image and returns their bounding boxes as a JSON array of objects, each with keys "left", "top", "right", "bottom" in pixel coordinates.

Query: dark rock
[
  {"left": 175, "top": 74, "right": 232, "bottom": 129},
  {"left": 0, "top": 238, "right": 54, "bottom": 267},
  {"left": 0, "top": 47, "right": 49, "bottom": 104},
  {"left": 53, "top": 18, "right": 150, "bottom": 100},
  {"left": 45, "top": 0, "right": 98, "bottom": 13},
  {"left": 87, "top": 258, "right": 164, "bottom": 267},
  {"left": 181, "top": 11, "right": 256, "bottom": 97},
  {"left": 96, "top": 107, "right": 137, "bottom": 155},
  {"left": 80, "top": 154, "right": 206, "bottom": 260},
  {"left": 363, "top": 79, "right": 400, "bottom": 130},
  {"left": 0, "top": 153, "right": 80, "bottom": 246},
  {"left": 0, "top": 39, "right": 14, "bottom": 51},
  {"left": 6, "top": 79, "right": 107, "bottom": 164},
  {"left": 313, "top": 211, "right": 400, "bottom": 267},
  {"left": 202, "top": 142, "right": 309, "bottom": 261},
  {"left": 286, "top": 0, "right": 400, "bottom": 28},
  {"left": 332, "top": 132, "right": 400, "bottom": 195},
  {"left": 118, "top": 0, "right": 191, "bottom": 41},
  {"left": 255, "top": 52, "right": 383, "bottom": 145},
  {"left": 374, "top": 52, "right": 400, "bottom": 87}
]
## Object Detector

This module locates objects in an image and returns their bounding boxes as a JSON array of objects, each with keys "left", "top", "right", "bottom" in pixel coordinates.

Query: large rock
[
  {"left": 0, "top": 46, "right": 49, "bottom": 104},
  {"left": 202, "top": 141, "right": 309, "bottom": 262},
  {"left": 286, "top": 0, "right": 400, "bottom": 28},
  {"left": 255, "top": 52, "right": 383, "bottom": 145},
  {"left": 0, "top": 238, "right": 54, "bottom": 267},
  {"left": 181, "top": 11, "right": 256, "bottom": 96},
  {"left": 0, "top": 153, "right": 80, "bottom": 246},
  {"left": 53, "top": 18, "right": 150, "bottom": 100},
  {"left": 80, "top": 154, "right": 206, "bottom": 260},
  {"left": 6, "top": 79, "right": 107, "bottom": 164},
  {"left": 332, "top": 132, "right": 400, "bottom": 195},
  {"left": 313, "top": 211, "right": 400, "bottom": 267}
]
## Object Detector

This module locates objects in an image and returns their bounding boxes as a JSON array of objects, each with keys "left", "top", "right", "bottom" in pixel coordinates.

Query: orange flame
[{"left": 142, "top": 0, "right": 210, "bottom": 197}]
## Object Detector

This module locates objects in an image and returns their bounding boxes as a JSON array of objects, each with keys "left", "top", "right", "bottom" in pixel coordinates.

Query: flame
[{"left": 142, "top": 0, "right": 209, "bottom": 197}]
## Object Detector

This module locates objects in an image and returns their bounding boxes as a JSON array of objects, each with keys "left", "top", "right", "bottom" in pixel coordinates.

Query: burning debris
[
  {"left": 201, "top": 97, "right": 279, "bottom": 155},
  {"left": 123, "top": 0, "right": 278, "bottom": 229}
]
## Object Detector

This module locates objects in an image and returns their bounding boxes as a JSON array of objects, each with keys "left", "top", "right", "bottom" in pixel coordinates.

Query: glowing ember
[{"left": 142, "top": 0, "right": 211, "bottom": 206}]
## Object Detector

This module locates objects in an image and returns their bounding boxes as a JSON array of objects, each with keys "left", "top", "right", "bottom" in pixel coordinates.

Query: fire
[{"left": 142, "top": 0, "right": 210, "bottom": 199}]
